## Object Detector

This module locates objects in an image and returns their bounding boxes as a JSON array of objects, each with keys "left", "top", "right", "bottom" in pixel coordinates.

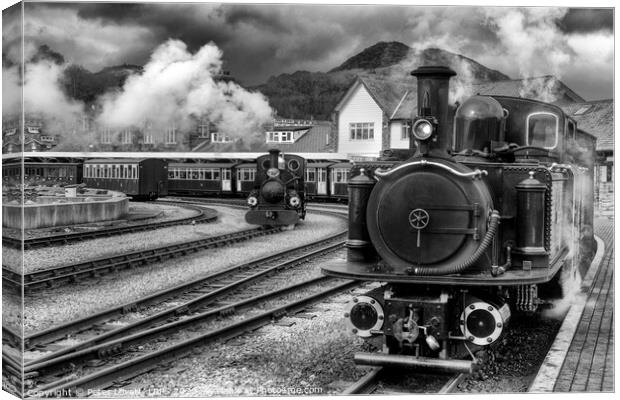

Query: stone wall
[{"left": 3, "top": 196, "right": 129, "bottom": 229}]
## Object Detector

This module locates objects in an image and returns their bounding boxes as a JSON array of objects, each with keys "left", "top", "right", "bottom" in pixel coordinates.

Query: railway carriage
[
  {"left": 305, "top": 161, "right": 334, "bottom": 199},
  {"left": 329, "top": 162, "right": 353, "bottom": 200},
  {"left": 3, "top": 161, "right": 83, "bottom": 186},
  {"left": 235, "top": 163, "right": 257, "bottom": 195},
  {"left": 83, "top": 158, "right": 168, "bottom": 200},
  {"left": 322, "top": 66, "right": 596, "bottom": 373},
  {"left": 168, "top": 162, "right": 237, "bottom": 196}
]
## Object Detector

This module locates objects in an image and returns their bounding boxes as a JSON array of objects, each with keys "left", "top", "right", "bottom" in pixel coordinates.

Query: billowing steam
[
  {"left": 96, "top": 39, "right": 273, "bottom": 145},
  {"left": 403, "top": 8, "right": 583, "bottom": 104},
  {"left": 3, "top": 58, "right": 84, "bottom": 125}
]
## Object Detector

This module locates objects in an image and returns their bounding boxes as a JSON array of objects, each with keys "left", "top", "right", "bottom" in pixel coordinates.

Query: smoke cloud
[
  {"left": 3, "top": 57, "right": 86, "bottom": 135},
  {"left": 96, "top": 39, "right": 274, "bottom": 145}
]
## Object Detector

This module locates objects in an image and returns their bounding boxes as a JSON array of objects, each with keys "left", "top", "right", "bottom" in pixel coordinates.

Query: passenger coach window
[
  {"left": 527, "top": 113, "right": 558, "bottom": 149},
  {"left": 306, "top": 168, "right": 316, "bottom": 182}
]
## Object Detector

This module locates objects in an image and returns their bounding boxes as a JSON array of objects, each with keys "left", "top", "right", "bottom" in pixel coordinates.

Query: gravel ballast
[
  {"left": 23, "top": 211, "right": 346, "bottom": 334},
  {"left": 15, "top": 206, "right": 248, "bottom": 273}
]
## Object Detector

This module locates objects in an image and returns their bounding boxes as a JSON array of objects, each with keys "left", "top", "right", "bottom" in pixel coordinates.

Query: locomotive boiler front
[
  {"left": 367, "top": 159, "right": 497, "bottom": 275},
  {"left": 260, "top": 150, "right": 286, "bottom": 204}
]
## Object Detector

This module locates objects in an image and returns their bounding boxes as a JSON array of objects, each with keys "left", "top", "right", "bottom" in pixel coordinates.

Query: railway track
[
  {"left": 2, "top": 226, "right": 282, "bottom": 292},
  {"left": 3, "top": 204, "right": 217, "bottom": 250},
  {"left": 342, "top": 367, "right": 468, "bottom": 394},
  {"left": 19, "top": 236, "right": 352, "bottom": 395}
]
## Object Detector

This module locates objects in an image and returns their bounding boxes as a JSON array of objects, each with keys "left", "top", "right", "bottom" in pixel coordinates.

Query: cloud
[
  {"left": 19, "top": 3, "right": 157, "bottom": 70},
  {"left": 10, "top": 3, "right": 614, "bottom": 100}
]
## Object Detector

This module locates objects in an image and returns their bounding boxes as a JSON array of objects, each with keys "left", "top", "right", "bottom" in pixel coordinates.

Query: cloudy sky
[{"left": 2, "top": 1, "right": 615, "bottom": 100}]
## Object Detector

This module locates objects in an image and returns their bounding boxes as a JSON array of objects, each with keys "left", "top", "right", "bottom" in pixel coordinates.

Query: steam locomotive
[
  {"left": 245, "top": 149, "right": 307, "bottom": 226},
  {"left": 322, "top": 66, "right": 596, "bottom": 373}
]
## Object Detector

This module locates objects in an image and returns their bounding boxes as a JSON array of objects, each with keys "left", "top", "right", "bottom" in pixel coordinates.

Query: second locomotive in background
[{"left": 245, "top": 149, "right": 307, "bottom": 227}]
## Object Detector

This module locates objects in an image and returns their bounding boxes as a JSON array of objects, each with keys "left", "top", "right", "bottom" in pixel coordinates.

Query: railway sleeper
[
  {"left": 97, "top": 344, "right": 123, "bottom": 359},
  {"left": 219, "top": 307, "right": 236, "bottom": 317},
  {"left": 174, "top": 306, "right": 190, "bottom": 315},
  {"left": 121, "top": 303, "right": 138, "bottom": 314}
]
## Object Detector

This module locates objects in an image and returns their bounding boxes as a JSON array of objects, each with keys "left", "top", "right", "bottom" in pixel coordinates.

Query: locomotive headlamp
[
  {"left": 267, "top": 168, "right": 280, "bottom": 178},
  {"left": 344, "top": 295, "right": 384, "bottom": 338},
  {"left": 412, "top": 118, "right": 435, "bottom": 141},
  {"left": 289, "top": 195, "right": 301, "bottom": 208},
  {"left": 247, "top": 196, "right": 258, "bottom": 207},
  {"left": 460, "top": 301, "right": 511, "bottom": 346}
]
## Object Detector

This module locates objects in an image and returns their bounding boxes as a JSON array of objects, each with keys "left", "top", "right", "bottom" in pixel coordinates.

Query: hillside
[{"left": 254, "top": 43, "right": 510, "bottom": 119}]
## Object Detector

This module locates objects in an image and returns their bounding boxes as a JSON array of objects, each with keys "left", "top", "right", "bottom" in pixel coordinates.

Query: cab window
[{"left": 527, "top": 112, "right": 558, "bottom": 149}]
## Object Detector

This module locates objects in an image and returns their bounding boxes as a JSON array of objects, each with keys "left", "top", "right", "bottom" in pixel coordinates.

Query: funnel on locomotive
[{"left": 409, "top": 66, "right": 456, "bottom": 157}]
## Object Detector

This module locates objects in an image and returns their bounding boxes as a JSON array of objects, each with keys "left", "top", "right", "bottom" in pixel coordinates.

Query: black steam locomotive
[
  {"left": 322, "top": 66, "right": 596, "bottom": 373},
  {"left": 245, "top": 149, "right": 307, "bottom": 227}
]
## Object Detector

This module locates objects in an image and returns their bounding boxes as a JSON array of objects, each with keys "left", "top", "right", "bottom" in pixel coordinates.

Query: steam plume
[{"left": 96, "top": 39, "right": 274, "bottom": 145}]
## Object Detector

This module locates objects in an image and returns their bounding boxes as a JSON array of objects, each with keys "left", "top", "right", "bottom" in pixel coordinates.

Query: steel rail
[
  {"left": 31, "top": 280, "right": 358, "bottom": 396},
  {"left": 21, "top": 230, "right": 347, "bottom": 350},
  {"left": 2, "top": 204, "right": 216, "bottom": 250},
  {"left": 4, "top": 226, "right": 281, "bottom": 292},
  {"left": 25, "top": 275, "right": 344, "bottom": 376},
  {"left": 341, "top": 367, "right": 383, "bottom": 394}
]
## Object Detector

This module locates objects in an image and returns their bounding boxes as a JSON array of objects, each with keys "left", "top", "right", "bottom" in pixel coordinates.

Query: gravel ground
[
  {"left": 88, "top": 260, "right": 374, "bottom": 398},
  {"left": 12, "top": 206, "right": 248, "bottom": 273},
  {"left": 1, "top": 291, "right": 23, "bottom": 334},
  {"left": 3, "top": 202, "right": 210, "bottom": 273},
  {"left": 23, "top": 211, "right": 346, "bottom": 334},
  {"left": 456, "top": 313, "right": 563, "bottom": 393},
  {"left": 23, "top": 252, "right": 338, "bottom": 362}
]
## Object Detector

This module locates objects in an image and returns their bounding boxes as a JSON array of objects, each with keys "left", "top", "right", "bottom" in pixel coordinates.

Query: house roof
[
  {"left": 562, "top": 99, "right": 614, "bottom": 152},
  {"left": 467, "top": 76, "right": 585, "bottom": 105},
  {"left": 338, "top": 74, "right": 586, "bottom": 122},
  {"left": 191, "top": 121, "right": 334, "bottom": 153},
  {"left": 334, "top": 75, "right": 417, "bottom": 120}
]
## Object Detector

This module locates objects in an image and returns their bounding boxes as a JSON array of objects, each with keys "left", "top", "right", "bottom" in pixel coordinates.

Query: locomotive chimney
[
  {"left": 269, "top": 148, "right": 280, "bottom": 169},
  {"left": 411, "top": 66, "right": 456, "bottom": 157}
]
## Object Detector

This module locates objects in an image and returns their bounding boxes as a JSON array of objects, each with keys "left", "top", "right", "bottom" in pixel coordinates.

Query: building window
[
  {"left": 101, "top": 128, "right": 112, "bottom": 144},
  {"left": 199, "top": 119, "right": 210, "bottom": 138},
  {"left": 166, "top": 124, "right": 177, "bottom": 144},
  {"left": 266, "top": 131, "right": 294, "bottom": 143},
  {"left": 121, "top": 129, "right": 132, "bottom": 144},
  {"left": 211, "top": 132, "right": 233, "bottom": 143},
  {"left": 143, "top": 123, "right": 154, "bottom": 144},
  {"left": 600, "top": 164, "right": 613, "bottom": 183},
  {"left": 349, "top": 123, "right": 374, "bottom": 140}
]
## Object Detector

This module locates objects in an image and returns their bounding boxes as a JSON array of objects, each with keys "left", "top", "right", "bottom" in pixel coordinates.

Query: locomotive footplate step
[{"left": 322, "top": 260, "right": 561, "bottom": 286}]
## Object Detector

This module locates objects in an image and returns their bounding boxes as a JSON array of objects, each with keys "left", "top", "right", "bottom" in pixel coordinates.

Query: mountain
[
  {"left": 330, "top": 41, "right": 411, "bottom": 72},
  {"left": 254, "top": 42, "right": 510, "bottom": 119}
]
